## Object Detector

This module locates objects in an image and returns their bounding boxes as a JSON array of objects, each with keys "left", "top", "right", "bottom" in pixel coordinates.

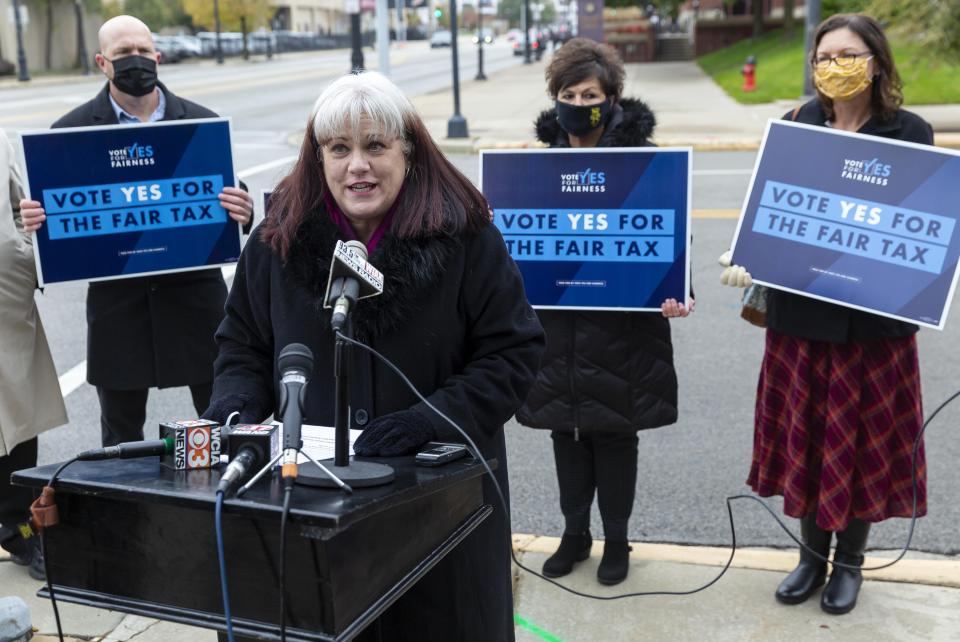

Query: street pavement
[{"left": 2, "top": 43, "right": 959, "bottom": 641}]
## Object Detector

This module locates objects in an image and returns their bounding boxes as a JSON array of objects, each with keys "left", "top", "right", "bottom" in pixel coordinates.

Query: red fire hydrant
[{"left": 742, "top": 55, "right": 757, "bottom": 92}]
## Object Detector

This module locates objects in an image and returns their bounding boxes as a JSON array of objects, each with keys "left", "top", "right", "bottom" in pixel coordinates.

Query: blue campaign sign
[
  {"left": 21, "top": 118, "right": 240, "bottom": 285},
  {"left": 481, "top": 148, "right": 691, "bottom": 311},
  {"left": 731, "top": 120, "right": 960, "bottom": 330}
]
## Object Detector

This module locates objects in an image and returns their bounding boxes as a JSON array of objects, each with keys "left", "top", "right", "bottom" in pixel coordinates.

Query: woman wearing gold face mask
[{"left": 745, "top": 14, "right": 934, "bottom": 616}]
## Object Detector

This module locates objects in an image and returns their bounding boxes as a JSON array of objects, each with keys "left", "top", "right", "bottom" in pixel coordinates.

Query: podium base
[{"left": 297, "top": 458, "right": 395, "bottom": 488}]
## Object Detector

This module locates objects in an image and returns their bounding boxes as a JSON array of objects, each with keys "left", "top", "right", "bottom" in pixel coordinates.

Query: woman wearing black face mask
[{"left": 516, "top": 38, "right": 693, "bottom": 586}]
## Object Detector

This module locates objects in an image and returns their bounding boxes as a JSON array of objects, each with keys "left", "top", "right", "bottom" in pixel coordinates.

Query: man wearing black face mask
[{"left": 19, "top": 15, "right": 254, "bottom": 448}]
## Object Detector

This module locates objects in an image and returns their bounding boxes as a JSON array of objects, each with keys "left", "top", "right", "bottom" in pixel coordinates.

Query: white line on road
[
  {"left": 58, "top": 360, "right": 87, "bottom": 398},
  {"left": 237, "top": 155, "right": 298, "bottom": 180},
  {"left": 692, "top": 169, "right": 754, "bottom": 176}
]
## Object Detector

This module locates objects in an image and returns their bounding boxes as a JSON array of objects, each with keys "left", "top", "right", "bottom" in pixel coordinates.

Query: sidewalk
[
  {"left": 3, "top": 537, "right": 959, "bottom": 640},
  {"left": 413, "top": 58, "right": 960, "bottom": 152}
]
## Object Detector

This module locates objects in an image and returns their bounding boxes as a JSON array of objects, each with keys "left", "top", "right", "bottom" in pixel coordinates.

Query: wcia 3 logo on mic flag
[
  {"left": 21, "top": 118, "right": 241, "bottom": 285},
  {"left": 481, "top": 148, "right": 692, "bottom": 311},
  {"left": 731, "top": 120, "right": 960, "bottom": 330}
]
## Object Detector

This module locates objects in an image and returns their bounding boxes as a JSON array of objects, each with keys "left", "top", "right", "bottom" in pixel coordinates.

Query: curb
[{"left": 512, "top": 534, "right": 960, "bottom": 589}]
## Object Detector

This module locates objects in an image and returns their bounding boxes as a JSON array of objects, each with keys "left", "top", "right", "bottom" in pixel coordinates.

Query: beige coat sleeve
[{"left": 0, "top": 129, "right": 67, "bottom": 456}]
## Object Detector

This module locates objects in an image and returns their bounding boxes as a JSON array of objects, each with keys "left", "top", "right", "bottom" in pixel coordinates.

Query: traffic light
[{"left": 434, "top": 7, "right": 443, "bottom": 18}]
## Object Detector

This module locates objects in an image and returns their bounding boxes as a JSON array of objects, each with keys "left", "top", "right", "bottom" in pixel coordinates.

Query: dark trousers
[
  {"left": 0, "top": 437, "right": 39, "bottom": 543},
  {"left": 551, "top": 430, "right": 639, "bottom": 541},
  {"left": 97, "top": 383, "right": 213, "bottom": 446}
]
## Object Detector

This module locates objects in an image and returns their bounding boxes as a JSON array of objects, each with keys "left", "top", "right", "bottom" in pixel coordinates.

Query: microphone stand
[{"left": 298, "top": 317, "right": 394, "bottom": 488}]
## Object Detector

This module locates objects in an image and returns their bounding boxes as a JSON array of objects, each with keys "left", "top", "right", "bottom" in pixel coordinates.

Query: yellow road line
[{"left": 693, "top": 209, "right": 741, "bottom": 219}]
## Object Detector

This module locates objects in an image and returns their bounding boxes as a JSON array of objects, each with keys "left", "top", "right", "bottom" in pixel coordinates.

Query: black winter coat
[
  {"left": 516, "top": 99, "right": 680, "bottom": 436},
  {"left": 767, "top": 99, "right": 934, "bottom": 343},
  {"left": 209, "top": 210, "right": 544, "bottom": 641},
  {"left": 53, "top": 82, "right": 230, "bottom": 389}
]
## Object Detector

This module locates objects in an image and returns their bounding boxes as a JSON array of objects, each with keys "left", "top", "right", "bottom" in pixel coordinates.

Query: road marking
[
  {"left": 238, "top": 155, "right": 298, "bottom": 180},
  {"left": 692, "top": 169, "right": 754, "bottom": 176},
  {"left": 692, "top": 209, "right": 740, "bottom": 219},
  {"left": 58, "top": 360, "right": 87, "bottom": 398}
]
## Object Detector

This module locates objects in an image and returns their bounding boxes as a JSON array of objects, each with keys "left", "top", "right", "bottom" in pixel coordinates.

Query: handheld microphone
[
  {"left": 217, "top": 424, "right": 280, "bottom": 496},
  {"left": 323, "top": 240, "right": 384, "bottom": 332},
  {"left": 77, "top": 439, "right": 174, "bottom": 461},
  {"left": 277, "top": 343, "right": 314, "bottom": 484}
]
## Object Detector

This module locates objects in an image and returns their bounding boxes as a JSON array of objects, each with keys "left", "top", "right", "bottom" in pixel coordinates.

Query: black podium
[{"left": 12, "top": 457, "right": 492, "bottom": 641}]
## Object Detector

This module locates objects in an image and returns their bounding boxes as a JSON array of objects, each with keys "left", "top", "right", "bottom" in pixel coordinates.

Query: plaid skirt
[{"left": 747, "top": 329, "right": 926, "bottom": 532}]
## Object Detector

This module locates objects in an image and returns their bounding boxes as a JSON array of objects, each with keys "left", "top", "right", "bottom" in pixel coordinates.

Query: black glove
[
  {"left": 201, "top": 393, "right": 270, "bottom": 425},
  {"left": 353, "top": 409, "right": 435, "bottom": 457}
]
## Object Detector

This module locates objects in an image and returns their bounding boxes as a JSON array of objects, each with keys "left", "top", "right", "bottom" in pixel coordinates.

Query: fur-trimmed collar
[
  {"left": 283, "top": 208, "right": 460, "bottom": 341},
  {"left": 534, "top": 97, "right": 657, "bottom": 148}
]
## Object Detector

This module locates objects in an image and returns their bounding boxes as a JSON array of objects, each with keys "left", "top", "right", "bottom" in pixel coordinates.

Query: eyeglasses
[{"left": 814, "top": 52, "right": 874, "bottom": 68}]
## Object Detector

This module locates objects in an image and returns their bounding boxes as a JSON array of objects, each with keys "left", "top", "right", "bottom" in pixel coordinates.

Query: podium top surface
[{"left": 13, "top": 455, "right": 491, "bottom": 531}]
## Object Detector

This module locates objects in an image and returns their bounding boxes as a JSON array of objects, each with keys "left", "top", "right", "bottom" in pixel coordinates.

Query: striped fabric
[{"left": 748, "top": 329, "right": 926, "bottom": 532}]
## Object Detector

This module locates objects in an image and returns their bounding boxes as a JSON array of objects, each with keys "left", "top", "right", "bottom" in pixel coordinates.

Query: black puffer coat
[{"left": 516, "top": 99, "right": 679, "bottom": 436}]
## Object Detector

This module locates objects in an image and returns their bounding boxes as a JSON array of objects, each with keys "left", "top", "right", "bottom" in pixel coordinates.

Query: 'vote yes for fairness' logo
[
  {"left": 107, "top": 142, "right": 156, "bottom": 169},
  {"left": 841, "top": 157, "right": 892, "bottom": 187},
  {"left": 561, "top": 168, "right": 606, "bottom": 193}
]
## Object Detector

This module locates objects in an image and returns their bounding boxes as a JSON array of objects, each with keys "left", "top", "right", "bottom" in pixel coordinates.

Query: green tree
[
  {"left": 496, "top": 0, "right": 554, "bottom": 28},
  {"left": 181, "top": 0, "right": 271, "bottom": 33},
  {"left": 866, "top": 0, "right": 960, "bottom": 61}
]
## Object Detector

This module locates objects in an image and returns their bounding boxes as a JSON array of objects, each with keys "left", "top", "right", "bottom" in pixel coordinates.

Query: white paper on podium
[{"left": 275, "top": 423, "right": 362, "bottom": 463}]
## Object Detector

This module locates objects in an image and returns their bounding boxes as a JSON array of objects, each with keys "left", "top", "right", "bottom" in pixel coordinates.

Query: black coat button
[{"left": 355, "top": 409, "right": 369, "bottom": 426}]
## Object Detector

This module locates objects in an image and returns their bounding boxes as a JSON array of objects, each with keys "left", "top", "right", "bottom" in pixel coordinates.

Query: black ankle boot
[
  {"left": 822, "top": 519, "right": 870, "bottom": 615},
  {"left": 597, "top": 540, "right": 632, "bottom": 586},
  {"left": 776, "top": 513, "right": 832, "bottom": 605},
  {"left": 542, "top": 531, "right": 592, "bottom": 578}
]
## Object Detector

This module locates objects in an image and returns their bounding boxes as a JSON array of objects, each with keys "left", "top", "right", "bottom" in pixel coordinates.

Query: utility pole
[
  {"left": 802, "top": 0, "right": 821, "bottom": 97},
  {"left": 348, "top": 0, "right": 365, "bottom": 70},
  {"left": 475, "top": 0, "right": 486, "bottom": 80},
  {"left": 376, "top": 0, "right": 389, "bottom": 74},
  {"left": 522, "top": 0, "right": 531, "bottom": 64},
  {"left": 446, "top": 0, "right": 468, "bottom": 138},
  {"left": 214, "top": 0, "right": 224, "bottom": 64},
  {"left": 12, "top": 0, "right": 30, "bottom": 81},
  {"left": 74, "top": 0, "right": 91, "bottom": 74}
]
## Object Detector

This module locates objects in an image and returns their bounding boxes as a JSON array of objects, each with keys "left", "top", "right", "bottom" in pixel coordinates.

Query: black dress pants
[
  {"left": 97, "top": 383, "right": 213, "bottom": 446},
  {"left": 0, "top": 437, "right": 39, "bottom": 546},
  {"left": 551, "top": 430, "right": 639, "bottom": 541}
]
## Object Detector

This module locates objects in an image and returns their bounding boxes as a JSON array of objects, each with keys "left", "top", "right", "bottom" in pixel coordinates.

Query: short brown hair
[
  {"left": 545, "top": 38, "right": 625, "bottom": 101},
  {"left": 812, "top": 14, "right": 903, "bottom": 123}
]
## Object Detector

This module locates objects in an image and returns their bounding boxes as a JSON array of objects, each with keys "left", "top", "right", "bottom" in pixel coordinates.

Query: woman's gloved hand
[
  {"left": 353, "top": 409, "right": 436, "bottom": 457},
  {"left": 201, "top": 393, "right": 270, "bottom": 425},
  {"left": 718, "top": 250, "right": 753, "bottom": 288}
]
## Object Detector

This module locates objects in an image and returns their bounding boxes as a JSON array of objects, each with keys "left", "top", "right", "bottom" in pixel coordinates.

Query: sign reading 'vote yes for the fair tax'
[
  {"left": 731, "top": 120, "right": 960, "bottom": 330},
  {"left": 481, "top": 148, "right": 691, "bottom": 311},
  {"left": 21, "top": 118, "right": 240, "bottom": 285}
]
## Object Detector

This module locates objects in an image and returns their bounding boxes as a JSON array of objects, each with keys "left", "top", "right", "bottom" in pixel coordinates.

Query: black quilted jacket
[{"left": 516, "top": 98, "right": 679, "bottom": 435}]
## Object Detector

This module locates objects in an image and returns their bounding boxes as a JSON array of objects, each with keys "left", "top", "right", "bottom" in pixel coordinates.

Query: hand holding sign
[
  {"left": 718, "top": 250, "right": 753, "bottom": 288},
  {"left": 19, "top": 199, "right": 45, "bottom": 233}
]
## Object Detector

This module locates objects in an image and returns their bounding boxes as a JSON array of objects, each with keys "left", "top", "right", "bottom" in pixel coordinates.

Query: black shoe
[
  {"left": 5, "top": 535, "right": 45, "bottom": 581},
  {"left": 597, "top": 540, "right": 631, "bottom": 586},
  {"left": 821, "top": 519, "right": 870, "bottom": 615},
  {"left": 542, "top": 531, "right": 592, "bottom": 578},
  {"left": 776, "top": 514, "right": 832, "bottom": 605}
]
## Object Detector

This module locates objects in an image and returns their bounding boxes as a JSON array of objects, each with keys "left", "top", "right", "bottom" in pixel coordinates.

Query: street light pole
[
  {"left": 350, "top": 11, "right": 365, "bottom": 70},
  {"left": 74, "top": 0, "right": 91, "bottom": 74},
  {"left": 214, "top": 0, "right": 224, "bottom": 64},
  {"left": 446, "top": 0, "right": 468, "bottom": 138},
  {"left": 802, "top": 0, "right": 821, "bottom": 97},
  {"left": 475, "top": 0, "right": 486, "bottom": 80},
  {"left": 521, "top": 0, "right": 531, "bottom": 64},
  {"left": 12, "top": 0, "right": 30, "bottom": 81}
]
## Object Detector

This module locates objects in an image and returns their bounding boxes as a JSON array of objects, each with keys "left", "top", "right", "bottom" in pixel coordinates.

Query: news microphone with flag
[
  {"left": 323, "top": 240, "right": 384, "bottom": 332},
  {"left": 77, "top": 439, "right": 174, "bottom": 461},
  {"left": 217, "top": 424, "right": 280, "bottom": 496},
  {"left": 277, "top": 343, "right": 314, "bottom": 483}
]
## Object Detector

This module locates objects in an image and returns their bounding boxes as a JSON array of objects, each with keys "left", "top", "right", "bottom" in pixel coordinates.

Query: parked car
[
  {"left": 505, "top": 28, "right": 522, "bottom": 42},
  {"left": 512, "top": 30, "right": 544, "bottom": 56},
  {"left": 152, "top": 35, "right": 184, "bottom": 63},
  {"left": 430, "top": 30, "right": 452, "bottom": 48},
  {"left": 471, "top": 28, "right": 494, "bottom": 44}
]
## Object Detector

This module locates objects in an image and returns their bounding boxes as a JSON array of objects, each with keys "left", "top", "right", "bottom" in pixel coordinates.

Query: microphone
[
  {"left": 159, "top": 419, "right": 223, "bottom": 470},
  {"left": 217, "top": 424, "right": 280, "bottom": 496},
  {"left": 78, "top": 439, "right": 174, "bottom": 461},
  {"left": 277, "top": 343, "right": 314, "bottom": 484},
  {"left": 323, "top": 240, "right": 384, "bottom": 332}
]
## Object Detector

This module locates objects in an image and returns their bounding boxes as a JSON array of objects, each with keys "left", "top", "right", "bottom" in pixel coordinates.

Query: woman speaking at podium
[{"left": 204, "top": 72, "right": 544, "bottom": 640}]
